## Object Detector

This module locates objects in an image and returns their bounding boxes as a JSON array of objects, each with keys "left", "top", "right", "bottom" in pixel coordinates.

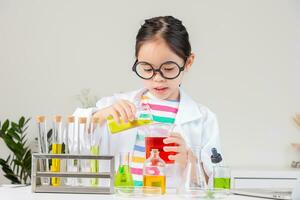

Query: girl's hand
[
  {"left": 163, "top": 132, "right": 188, "bottom": 169},
  {"left": 93, "top": 100, "right": 136, "bottom": 124}
]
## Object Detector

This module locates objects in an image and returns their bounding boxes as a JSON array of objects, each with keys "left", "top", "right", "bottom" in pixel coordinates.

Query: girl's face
[{"left": 137, "top": 38, "right": 194, "bottom": 101}]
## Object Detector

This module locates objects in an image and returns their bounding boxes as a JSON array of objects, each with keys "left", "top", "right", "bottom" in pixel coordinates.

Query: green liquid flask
[{"left": 114, "top": 152, "right": 134, "bottom": 186}]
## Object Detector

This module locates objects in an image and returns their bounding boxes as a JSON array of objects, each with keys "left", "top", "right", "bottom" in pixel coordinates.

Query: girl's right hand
[{"left": 93, "top": 100, "right": 136, "bottom": 124}]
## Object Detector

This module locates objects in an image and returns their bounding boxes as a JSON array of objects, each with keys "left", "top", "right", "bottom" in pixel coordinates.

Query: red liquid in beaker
[{"left": 145, "top": 136, "right": 177, "bottom": 164}]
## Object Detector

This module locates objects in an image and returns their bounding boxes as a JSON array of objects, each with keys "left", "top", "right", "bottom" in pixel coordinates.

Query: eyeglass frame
[{"left": 132, "top": 59, "right": 187, "bottom": 80}]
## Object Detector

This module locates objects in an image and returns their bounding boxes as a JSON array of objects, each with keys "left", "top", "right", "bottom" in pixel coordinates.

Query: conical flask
[
  {"left": 178, "top": 146, "right": 207, "bottom": 194},
  {"left": 114, "top": 152, "right": 134, "bottom": 186}
]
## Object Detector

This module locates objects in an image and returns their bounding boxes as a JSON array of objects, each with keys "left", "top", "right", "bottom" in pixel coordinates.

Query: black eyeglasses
[{"left": 132, "top": 60, "right": 186, "bottom": 80}]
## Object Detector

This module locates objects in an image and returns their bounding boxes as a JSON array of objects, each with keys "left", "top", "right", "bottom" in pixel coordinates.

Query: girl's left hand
[{"left": 163, "top": 132, "right": 188, "bottom": 169}]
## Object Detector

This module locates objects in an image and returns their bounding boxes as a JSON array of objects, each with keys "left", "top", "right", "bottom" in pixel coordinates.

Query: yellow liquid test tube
[
  {"left": 51, "top": 115, "right": 63, "bottom": 187},
  {"left": 107, "top": 116, "right": 152, "bottom": 134},
  {"left": 51, "top": 143, "right": 62, "bottom": 186}
]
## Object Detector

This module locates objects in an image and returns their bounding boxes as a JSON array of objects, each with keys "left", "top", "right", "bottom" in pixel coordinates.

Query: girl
[{"left": 74, "top": 16, "right": 221, "bottom": 188}]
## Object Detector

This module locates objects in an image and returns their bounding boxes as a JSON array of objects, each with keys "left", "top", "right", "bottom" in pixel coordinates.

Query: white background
[{"left": 0, "top": 0, "right": 299, "bottom": 184}]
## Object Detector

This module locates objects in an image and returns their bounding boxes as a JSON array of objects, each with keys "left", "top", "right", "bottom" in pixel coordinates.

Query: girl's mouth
[{"left": 153, "top": 87, "right": 168, "bottom": 94}]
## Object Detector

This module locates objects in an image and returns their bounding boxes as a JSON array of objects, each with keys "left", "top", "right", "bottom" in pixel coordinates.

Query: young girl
[{"left": 74, "top": 16, "right": 221, "bottom": 188}]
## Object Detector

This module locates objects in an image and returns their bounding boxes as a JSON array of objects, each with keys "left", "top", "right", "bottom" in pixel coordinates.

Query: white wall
[{"left": 0, "top": 0, "right": 299, "bottom": 184}]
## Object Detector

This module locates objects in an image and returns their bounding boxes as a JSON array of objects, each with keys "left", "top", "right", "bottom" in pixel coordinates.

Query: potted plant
[{"left": 0, "top": 117, "right": 32, "bottom": 185}]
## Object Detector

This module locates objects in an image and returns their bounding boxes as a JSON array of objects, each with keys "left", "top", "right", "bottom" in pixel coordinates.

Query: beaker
[
  {"left": 213, "top": 166, "right": 231, "bottom": 189},
  {"left": 114, "top": 152, "right": 134, "bottom": 187},
  {"left": 141, "top": 123, "right": 177, "bottom": 164},
  {"left": 177, "top": 146, "right": 207, "bottom": 194},
  {"left": 107, "top": 104, "right": 153, "bottom": 134}
]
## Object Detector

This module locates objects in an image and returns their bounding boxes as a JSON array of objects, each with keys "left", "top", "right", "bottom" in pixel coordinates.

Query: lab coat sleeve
[
  {"left": 73, "top": 94, "right": 118, "bottom": 154},
  {"left": 72, "top": 93, "right": 118, "bottom": 117},
  {"left": 95, "top": 95, "right": 118, "bottom": 109},
  {"left": 200, "top": 110, "right": 222, "bottom": 187}
]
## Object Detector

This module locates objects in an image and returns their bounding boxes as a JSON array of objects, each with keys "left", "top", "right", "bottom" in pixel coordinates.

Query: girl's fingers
[
  {"left": 168, "top": 153, "right": 182, "bottom": 161},
  {"left": 110, "top": 109, "right": 120, "bottom": 124},
  {"left": 127, "top": 101, "right": 137, "bottom": 119},
  {"left": 119, "top": 101, "right": 135, "bottom": 121},
  {"left": 113, "top": 104, "right": 128, "bottom": 123},
  {"left": 163, "top": 137, "right": 185, "bottom": 146},
  {"left": 169, "top": 132, "right": 182, "bottom": 138},
  {"left": 163, "top": 146, "right": 185, "bottom": 153}
]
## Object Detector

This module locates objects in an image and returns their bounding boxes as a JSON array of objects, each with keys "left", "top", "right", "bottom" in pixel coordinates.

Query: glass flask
[
  {"left": 143, "top": 149, "right": 166, "bottom": 194},
  {"left": 107, "top": 104, "right": 153, "bottom": 134},
  {"left": 177, "top": 146, "right": 207, "bottom": 194},
  {"left": 114, "top": 152, "right": 134, "bottom": 187}
]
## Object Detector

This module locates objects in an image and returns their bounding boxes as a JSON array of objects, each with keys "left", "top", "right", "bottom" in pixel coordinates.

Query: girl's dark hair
[{"left": 135, "top": 16, "right": 191, "bottom": 61}]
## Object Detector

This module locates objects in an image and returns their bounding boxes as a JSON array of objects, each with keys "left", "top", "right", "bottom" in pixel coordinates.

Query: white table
[{"left": 0, "top": 185, "right": 263, "bottom": 200}]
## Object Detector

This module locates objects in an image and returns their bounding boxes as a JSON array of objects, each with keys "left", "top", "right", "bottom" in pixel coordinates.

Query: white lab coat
[{"left": 73, "top": 88, "right": 221, "bottom": 188}]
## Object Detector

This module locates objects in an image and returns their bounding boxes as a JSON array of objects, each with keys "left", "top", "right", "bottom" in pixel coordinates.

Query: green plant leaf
[
  {"left": 47, "top": 129, "right": 52, "bottom": 139},
  {"left": 0, "top": 117, "right": 31, "bottom": 184},
  {"left": 4, "top": 173, "right": 21, "bottom": 184},
  {"left": 1, "top": 120, "right": 9, "bottom": 133},
  {"left": 18, "top": 117, "right": 25, "bottom": 127},
  {"left": 2, "top": 135, "right": 22, "bottom": 156},
  {"left": 0, "top": 158, "right": 21, "bottom": 184},
  {"left": 7, "top": 129, "right": 21, "bottom": 142},
  {"left": 11, "top": 122, "right": 21, "bottom": 133},
  {"left": 0, "top": 158, "right": 7, "bottom": 165},
  {"left": 13, "top": 159, "right": 22, "bottom": 166}
]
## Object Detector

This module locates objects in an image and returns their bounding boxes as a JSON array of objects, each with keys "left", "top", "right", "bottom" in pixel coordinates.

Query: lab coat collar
[
  {"left": 175, "top": 88, "right": 203, "bottom": 124},
  {"left": 127, "top": 87, "right": 203, "bottom": 125}
]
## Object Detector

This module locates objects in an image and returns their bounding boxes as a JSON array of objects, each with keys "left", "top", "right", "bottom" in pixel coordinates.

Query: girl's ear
[{"left": 184, "top": 53, "right": 195, "bottom": 72}]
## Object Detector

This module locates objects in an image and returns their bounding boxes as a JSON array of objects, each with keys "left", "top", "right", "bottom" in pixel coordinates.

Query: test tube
[
  {"left": 78, "top": 117, "right": 88, "bottom": 185},
  {"left": 51, "top": 115, "right": 63, "bottom": 186},
  {"left": 36, "top": 116, "right": 50, "bottom": 185},
  {"left": 90, "top": 117, "right": 101, "bottom": 186},
  {"left": 65, "top": 116, "right": 78, "bottom": 186}
]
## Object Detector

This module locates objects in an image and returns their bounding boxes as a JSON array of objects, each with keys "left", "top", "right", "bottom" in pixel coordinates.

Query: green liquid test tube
[{"left": 90, "top": 145, "right": 99, "bottom": 186}]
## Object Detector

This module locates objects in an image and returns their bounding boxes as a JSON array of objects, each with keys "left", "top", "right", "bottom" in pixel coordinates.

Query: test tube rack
[{"left": 31, "top": 153, "right": 115, "bottom": 194}]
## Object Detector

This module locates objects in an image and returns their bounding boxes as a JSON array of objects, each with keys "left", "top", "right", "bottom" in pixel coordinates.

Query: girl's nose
[{"left": 152, "top": 71, "right": 165, "bottom": 81}]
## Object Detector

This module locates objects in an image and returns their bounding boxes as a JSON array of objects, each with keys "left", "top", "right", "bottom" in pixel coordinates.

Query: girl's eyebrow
[{"left": 138, "top": 60, "right": 179, "bottom": 66}]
